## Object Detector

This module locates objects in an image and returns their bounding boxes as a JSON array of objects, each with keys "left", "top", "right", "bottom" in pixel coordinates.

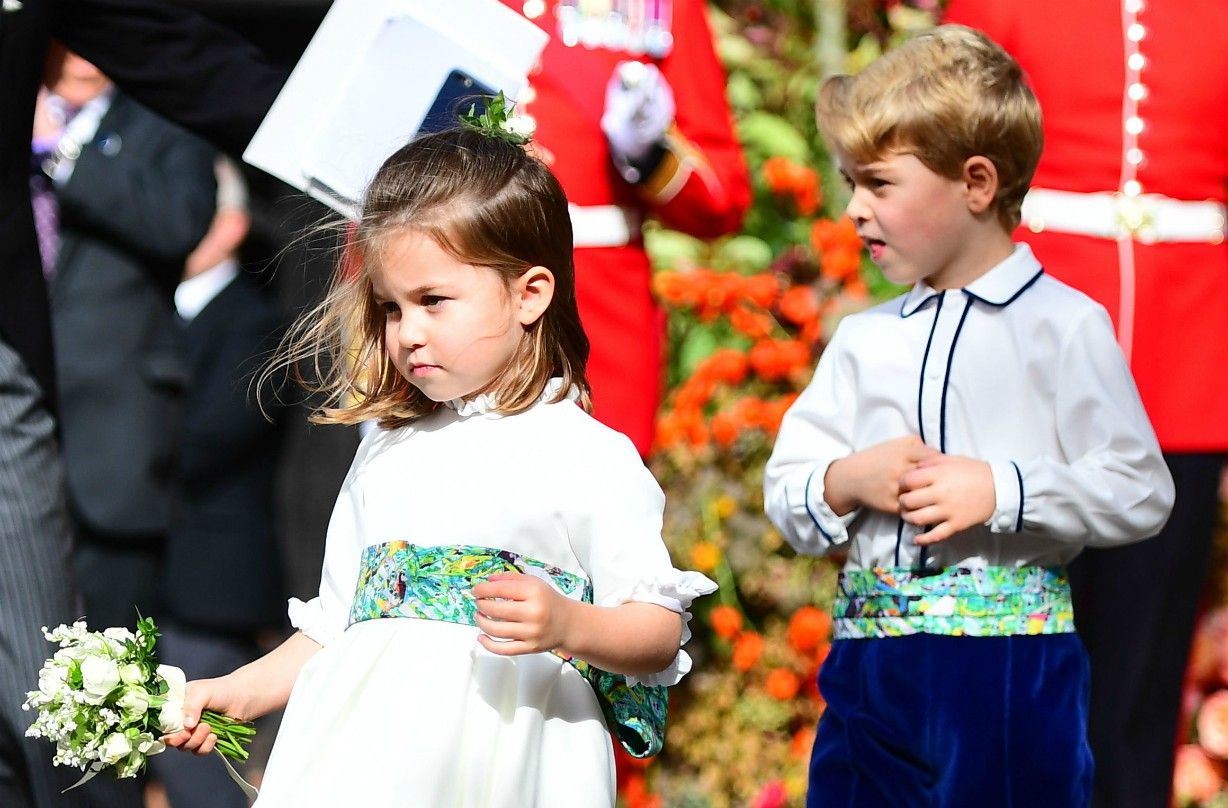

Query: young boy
[{"left": 763, "top": 25, "right": 1175, "bottom": 807}]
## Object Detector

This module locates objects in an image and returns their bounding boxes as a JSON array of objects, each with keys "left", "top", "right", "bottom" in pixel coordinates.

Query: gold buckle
[{"left": 1114, "top": 193, "right": 1156, "bottom": 242}]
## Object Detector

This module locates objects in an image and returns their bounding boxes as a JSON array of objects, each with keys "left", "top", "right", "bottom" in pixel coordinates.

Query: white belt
[
  {"left": 1021, "top": 188, "right": 1226, "bottom": 244},
  {"left": 568, "top": 204, "right": 641, "bottom": 248}
]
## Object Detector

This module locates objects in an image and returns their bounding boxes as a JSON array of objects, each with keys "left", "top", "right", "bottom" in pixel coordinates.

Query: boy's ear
[
  {"left": 962, "top": 156, "right": 1000, "bottom": 215},
  {"left": 515, "top": 266, "right": 555, "bottom": 326}
]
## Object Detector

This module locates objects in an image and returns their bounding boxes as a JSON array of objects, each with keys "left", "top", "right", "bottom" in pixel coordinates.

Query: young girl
[{"left": 165, "top": 127, "right": 716, "bottom": 806}]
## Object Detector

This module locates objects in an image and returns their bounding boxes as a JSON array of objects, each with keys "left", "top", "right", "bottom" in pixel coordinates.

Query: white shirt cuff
[{"left": 988, "top": 460, "right": 1025, "bottom": 534}]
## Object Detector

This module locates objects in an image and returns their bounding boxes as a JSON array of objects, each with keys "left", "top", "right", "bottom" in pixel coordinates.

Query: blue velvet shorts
[{"left": 807, "top": 633, "right": 1092, "bottom": 808}]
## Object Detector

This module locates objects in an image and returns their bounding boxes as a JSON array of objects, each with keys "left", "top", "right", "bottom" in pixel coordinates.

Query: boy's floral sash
[
  {"left": 347, "top": 541, "right": 666, "bottom": 758},
  {"left": 833, "top": 565, "right": 1075, "bottom": 639}
]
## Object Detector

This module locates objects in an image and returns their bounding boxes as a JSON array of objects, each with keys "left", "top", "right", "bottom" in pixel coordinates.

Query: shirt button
[
  {"left": 1123, "top": 179, "right": 1143, "bottom": 197},
  {"left": 1127, "top": 83, "right": 1147, "bottom": 101},
  {"left": 1128, "top": 53, "right": 1146, "bottom": 71},
  {"left": 1125, "top": 116, "right": 1145, "bottom": 135},
  {"left": 1127, "top": 23, "right": 1146, "bottom": 42},
  {"left": 1126, "top": 148, "right": 1145, "bottom": 165}
]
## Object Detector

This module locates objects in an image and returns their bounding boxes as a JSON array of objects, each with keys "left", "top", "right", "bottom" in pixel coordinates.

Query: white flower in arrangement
[
  {"left": 118, "top": 663, "right": 145, "bottom": 687},
  {"left": 98, "top": 732, "right": 132, "bottom": 765},
  {"left": 79, "top": 656, "right": 121, "bottom": 704},
  {"left": 503, "top": 114, "right": 537, "bottom": 139},
  {"left": 156, "top": 664, "right": 187, "bottom": 734},
  {"left": 116, "top": 687, "right": 150, "bottom": 719},
  {"left": 22, "top": 617, "right": 257, "bottom": 796}
]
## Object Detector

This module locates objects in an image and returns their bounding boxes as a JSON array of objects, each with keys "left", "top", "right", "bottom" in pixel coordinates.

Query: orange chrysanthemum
[
  {"left": 788, "top": 606, "right": 833, "bottom": 654},
  {"left": 765, "top": 667, "right": 802, "bottom": 700},
  {"left": 709, "top": 605, "right": 743, "bottom": 639},
  {"left": 732, "top": 631, "right": 765, "bottom": 672}
]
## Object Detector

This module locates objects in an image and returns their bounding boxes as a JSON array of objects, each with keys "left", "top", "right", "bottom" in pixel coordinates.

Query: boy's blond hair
[{"left": 816, "top": 24, "right": 1042, "bottom": 231}]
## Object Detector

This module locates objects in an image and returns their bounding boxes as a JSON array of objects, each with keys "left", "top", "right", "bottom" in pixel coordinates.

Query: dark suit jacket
[
  {"left": 0, "top": 0, "right": 283, "bottom": 409},
  {"left": 50, "top": 92, "right": 216, "bottom": 537},
  {"left": 160, "top": 274, "right": 286, "bottom": 634}
]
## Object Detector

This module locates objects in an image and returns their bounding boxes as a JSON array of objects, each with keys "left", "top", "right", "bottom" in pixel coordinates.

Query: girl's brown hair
[{"left": 267, "top": 128, "right": 590, "bottom": 427}]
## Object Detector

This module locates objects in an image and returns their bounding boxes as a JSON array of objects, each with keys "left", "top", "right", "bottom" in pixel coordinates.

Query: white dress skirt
[{"left": 253, "top": 386, "right": 714, "bottom": 807}]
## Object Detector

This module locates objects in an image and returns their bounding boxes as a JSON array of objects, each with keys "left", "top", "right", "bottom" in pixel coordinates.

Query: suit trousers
[
  {"left": 1069, "top": 453, "right": 1224, "bottom": 808},
  {"left": 0, "top": 337, "right": 140, "bottom": 808}
]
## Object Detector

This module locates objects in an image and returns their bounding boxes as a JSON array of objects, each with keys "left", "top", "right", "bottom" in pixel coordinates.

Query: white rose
[
  {"left": 118, "top": 664, "right": 145, "bottom": 686},
  {"left": 79, "top": 656, "right": 121, "bottom": 704},
  {"left": 38, "top": 664, "right": 68, "bottom": 698},
  {"left": 98, "top": 732, "right": 132, "bottom": 765},
  {"left": 135, "top": 733, "right": 164, "bottom": 756},
  {"left": 103, "top": 627, "right": 135, "bottom": 644},
  {"left": 115, "top": 751, "right": 144, "bottom": 779},
  {"left": 156, "top": 665, "right": 186, "bottom": 734},
  {"left": 117, "top": 687, "right": 150, "bottom": 718}
]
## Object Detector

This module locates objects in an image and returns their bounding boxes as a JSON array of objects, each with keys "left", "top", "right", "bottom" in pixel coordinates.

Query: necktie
[{"left": 29, "top": 151, "right": 58, "bottom": 279}]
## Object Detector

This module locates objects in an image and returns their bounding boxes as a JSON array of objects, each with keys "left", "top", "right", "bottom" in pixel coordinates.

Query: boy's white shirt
[{"left": 764, "top": 243, "right": 1175, "bottom": 571}]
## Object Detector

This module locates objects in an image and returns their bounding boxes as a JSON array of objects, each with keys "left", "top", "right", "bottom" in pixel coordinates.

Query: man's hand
[
  {"left": 824, "top": 435, "right": 938, "bottom": 515},
  {"left": 601, "top": 61, "right": 675, "bottom": 163},
  {"left": 899, "top": 454, "right": 996, "bottom": 545}
]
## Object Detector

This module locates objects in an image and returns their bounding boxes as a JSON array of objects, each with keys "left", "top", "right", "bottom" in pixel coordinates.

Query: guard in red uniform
[
  {"left": 944, "top": 4, "right": 1228, "bottom": 806},
  {"left": 501, "top": 0, "right": 751, "bottom": 454}
]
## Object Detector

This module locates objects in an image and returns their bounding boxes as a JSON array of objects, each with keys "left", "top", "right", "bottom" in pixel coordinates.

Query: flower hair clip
[{"left": 458, "top": 91, "right": 536, "bottom": 146}]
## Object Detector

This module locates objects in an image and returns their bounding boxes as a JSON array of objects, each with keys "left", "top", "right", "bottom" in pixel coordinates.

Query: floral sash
[
  {"left": 347, "top": 541, "right": 667, "bottom": 758},
  {"left": 833, "top": 565, "right": 1075, "bottom": 639}
]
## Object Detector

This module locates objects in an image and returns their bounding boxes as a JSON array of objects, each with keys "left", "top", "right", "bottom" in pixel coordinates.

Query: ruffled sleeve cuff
[
  {"left": 597, "top": 569, "right": 718, "bottom": 688},
  {"left": 287, "top": 597, "right": 343, "bottom": 647}
]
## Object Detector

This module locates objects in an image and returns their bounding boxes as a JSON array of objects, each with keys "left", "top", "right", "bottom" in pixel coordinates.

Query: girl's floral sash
[
  {"left": 833, "top": 565, "right": 1075, "bottom": 639},
  {"left": 347, "top": 541, "right": 667, "bottom": 758}
]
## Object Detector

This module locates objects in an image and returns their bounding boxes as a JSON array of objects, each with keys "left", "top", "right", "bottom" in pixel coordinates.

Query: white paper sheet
[{"left": 244, "top": 0, "right": 548, "bottom": 218}]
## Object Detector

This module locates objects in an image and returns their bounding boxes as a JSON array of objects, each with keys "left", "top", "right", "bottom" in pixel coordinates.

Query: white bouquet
[{"left": 21, "top": 616, "right": 254, "bottom": 791}]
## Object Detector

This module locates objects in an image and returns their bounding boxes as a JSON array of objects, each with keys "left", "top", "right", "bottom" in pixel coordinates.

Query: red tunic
[
  {"left": 945, "top": 0, "right": 1228, "bottom": 451},
  {"left": 500, "top": 0, "right": 751, "bottom": 454}
]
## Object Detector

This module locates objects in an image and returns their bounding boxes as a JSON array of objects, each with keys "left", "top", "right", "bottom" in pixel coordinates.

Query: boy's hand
[
  {"left": 898, "top": 454, "right": 996, "bottom": 545},
  {"left": 473, "top": 573, "right": 578, "bottom": 656},
  {"left": 824, "top": 436, "right": 938, "bottom": 515}
]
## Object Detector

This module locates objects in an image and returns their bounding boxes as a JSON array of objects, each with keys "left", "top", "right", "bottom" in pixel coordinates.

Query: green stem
[{"left": 199, "top": 711, "right": 256, "bottom": 762}]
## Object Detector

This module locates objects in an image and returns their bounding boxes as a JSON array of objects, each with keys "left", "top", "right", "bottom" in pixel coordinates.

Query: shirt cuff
[
  {"left": 791, "top": 461, "right": 858, "bottom": 546},
  {"left": 987, "top": 460, "right": 1025, "bottom": 534}
]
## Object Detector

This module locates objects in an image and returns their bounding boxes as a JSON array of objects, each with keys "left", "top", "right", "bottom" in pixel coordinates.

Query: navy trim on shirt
[
  {"left": 804, "top": 463, "right": 835, "bottom": 544},
  {"left": 939, "top": 296, "right": 975, "bottom": 452},
  {"left": 963, "top": 268, "right": 1045, "bottom": 308},
  {"left": 1010, "top": 461, "right": 1025, "bottom": 532},
  {"left": 916, "top": 293, "right": 945, "bottom": 445}
]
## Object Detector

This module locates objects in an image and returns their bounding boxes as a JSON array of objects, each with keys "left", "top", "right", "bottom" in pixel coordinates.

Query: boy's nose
[{"left": 844, "top": 190, "right": 870, "bottom": 224}]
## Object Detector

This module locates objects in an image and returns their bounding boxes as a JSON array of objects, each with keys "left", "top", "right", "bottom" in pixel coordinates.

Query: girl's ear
[
  {"left": 962, "top": 156, "right": 999, "bottom": 215},
  {"left": 514, "top": 266, "right": 555, "bottom": 326}
]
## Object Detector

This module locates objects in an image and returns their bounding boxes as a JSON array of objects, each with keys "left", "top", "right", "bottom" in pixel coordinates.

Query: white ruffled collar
[{"left": 444, "top": 377, "right": 578, "bottom": 418}]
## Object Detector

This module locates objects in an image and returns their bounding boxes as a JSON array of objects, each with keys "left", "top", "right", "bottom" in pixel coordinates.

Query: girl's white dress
[{"left": 254, "top": 384, "right": 713, "bottom": 807}]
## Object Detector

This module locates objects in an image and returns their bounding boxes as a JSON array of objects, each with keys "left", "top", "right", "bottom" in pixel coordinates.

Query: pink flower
[
  {"left": 751, "top": 780, "right": 787, "bottom": 808},
  {"left": 1199, "top": 690, "right": 1228, "bottom": 759},
  {"left": 1174, "top": 744, "right": 1223, "bottom": 804}
]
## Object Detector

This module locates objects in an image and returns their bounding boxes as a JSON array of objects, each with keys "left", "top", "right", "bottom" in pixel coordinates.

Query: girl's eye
[
  {"left": 380, "top": 301, "right": 399, "bottom": 317},
  {"left": 422, "top": 295, "right": 447, "bottom": 309}
]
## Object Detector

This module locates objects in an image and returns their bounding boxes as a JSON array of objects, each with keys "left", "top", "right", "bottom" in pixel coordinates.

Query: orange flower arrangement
[
  {"left": 788, "top": 606, "right": 833, "bottom": 655},
  {"left": 732, "top": 631, "right": 765, "bottom": 672},
  {"left": 709, "top": 605, "right": 744, "bottom": 640},
  {"left": 765, "top": 668, "right": 802, "bottom": 701}
]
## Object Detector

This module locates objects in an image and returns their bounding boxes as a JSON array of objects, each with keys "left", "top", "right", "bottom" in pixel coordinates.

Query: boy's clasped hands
[{"left": 823, "top": 436, "right": 996, "bottom": 545}]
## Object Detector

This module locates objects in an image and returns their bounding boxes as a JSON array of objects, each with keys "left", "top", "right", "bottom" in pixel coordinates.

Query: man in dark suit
[
  {"left": 40, "top": 45, "right": 218, "bottom": 632},
  {"left": 0, "top": 3, "right": 283, "bottom": 805},
  {"left": 151, "top": 157, "right": 286, "bottom": 808}
]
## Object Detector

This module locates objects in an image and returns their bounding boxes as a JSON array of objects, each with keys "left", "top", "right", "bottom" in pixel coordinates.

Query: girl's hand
[
  {"left": 899, "top": 454, "right": 996, "bottom": 545},
  {"left": 163, "top": 676, "right": 248, "bottom": 756},
  {"left": 472, "top": 573, "right": 578, "bottom": 656}
]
